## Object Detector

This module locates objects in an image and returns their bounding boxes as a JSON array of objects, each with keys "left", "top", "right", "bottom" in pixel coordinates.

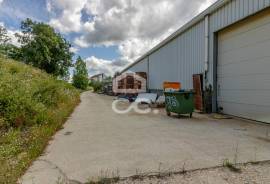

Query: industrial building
[
  {"left": 121, "top": 0, "right": 270, "bottom": 123},
  {"left": 89, "top": 73, "right": 106, "bottom": 82}
]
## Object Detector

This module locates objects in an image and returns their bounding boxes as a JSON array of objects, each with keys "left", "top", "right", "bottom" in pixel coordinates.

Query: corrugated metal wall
[
  {"left": 128, "top": 57, "right": 148, "bottom": 73},
  {"left": 211, "top": 0, "right": 270, "bottom": 32},
  {"left": 128, "top": 0, "right": 270, "bottom": 93},
  {"left": 208, "top": 0, "right": 270, "bottom": 111},
  {"left": 149, "top": 38, "right": 179, "bottom": 89},
  {"left": 149, "top": 20, "right": 205, "bottom": 90},
  {"left": 208, "top": 0, "right": 270, "bottom": 85}
]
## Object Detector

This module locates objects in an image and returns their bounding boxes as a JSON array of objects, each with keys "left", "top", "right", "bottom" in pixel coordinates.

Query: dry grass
[{"left": 0, "top": 57, "right": 80, "bottom": 183}]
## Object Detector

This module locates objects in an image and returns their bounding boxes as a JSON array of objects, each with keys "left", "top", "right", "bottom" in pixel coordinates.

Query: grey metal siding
[
  {"left": 128, "top": 57, "right": 148, "bottom": 73},
  {"left": 208, "top": 0, "right": 270, "bottom": 86},
  {"left": 149, "top": 38, "right": 179, "bottom": 90},
  {"left": 124, "top": 0, "right": 270, "bottom": 109},
  {"left": 149, "top": 21, "right": 205, "bottom": 90},
  {"left": 133, "top": 0, "right": 270, "bottom": 92},
  {"left": 217, "top": 9, "right": 270, "bottom": 123},
  {"left": 209, "top": 0, "right": 270, "bottom": 111},
  {"left": 177, "top": 21, "right": 205, "bottom": 90}
]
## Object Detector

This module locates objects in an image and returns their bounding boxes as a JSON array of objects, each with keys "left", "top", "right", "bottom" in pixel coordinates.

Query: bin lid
[{"left": 164, "top": 90, "right": 194, "bottom": 94}]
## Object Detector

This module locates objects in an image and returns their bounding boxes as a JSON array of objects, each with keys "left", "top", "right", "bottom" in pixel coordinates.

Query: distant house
[{"left": 90, "top": 73, "right": 106, "bottom": 82}]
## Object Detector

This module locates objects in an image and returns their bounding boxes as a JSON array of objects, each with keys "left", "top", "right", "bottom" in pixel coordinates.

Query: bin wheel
[
  {"left": 190, "top": 113, "right": 193, "bottom": 118},
  {"left": 167, "top": 112, "right": 171, "bottom": 116}
]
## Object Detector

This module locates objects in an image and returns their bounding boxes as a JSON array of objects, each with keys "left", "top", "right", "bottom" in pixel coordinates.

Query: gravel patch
[{"left": 118, "top": 161, "right": 270, "bottom": 184}]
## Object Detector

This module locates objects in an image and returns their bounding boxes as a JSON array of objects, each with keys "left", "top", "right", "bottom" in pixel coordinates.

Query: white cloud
[
  {"left": 0, "top": 0, "right": 3, "bottom": 5},
  {"left": 85, "top": 56, "right": 125, "bottom": 76},
  {"left": 74, "top": 37, "right": 89, "bottom": 48},
  {"left": 47, "top": 0, "right": 87, "bottom": 33},
  {"left": 46, "top": 0, "right": 52, "bottom": 12},
  {"left": 6, "top": 29, "right": 21, "bottom": 47},
  {"left": 118, "top": 38, "right": 160, "bottom": 62},
  {"left": 0, "top": 22, "right": 21, "bottom": 47},
  {"left": 79, "top": 0, "right": 213, "bottom": 45},
  {"left": 69, "top": 46, "right": 79, "bottom": 53},
  {"left": 78, "top": 0, "right": 216, "bottom": 63},
  {"left": 48, "top": 0, "right": 217, "bottom": 75},
  {"left": 199, "top": 0, "right": 216, "bottom": 12}
]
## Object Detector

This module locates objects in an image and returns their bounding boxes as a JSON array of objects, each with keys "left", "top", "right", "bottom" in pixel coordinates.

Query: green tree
[
  {"left": 0, "top": 43, "right": 22, "bottom": 59},
  {"left": 0, "top": 25, "right": 10, "bottom": 44},
  {"left": 16, "top": 18, "right": 73, "bottom": 77},
  {"left": 73, "top": 56, "right": 89, "bottom": 90},
  {"left": 0, "top": 25, "right": 12, "bottom": 56}
]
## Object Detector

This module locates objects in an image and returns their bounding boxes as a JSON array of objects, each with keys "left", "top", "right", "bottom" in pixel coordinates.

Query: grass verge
[{"left": 0, "top": 57, "right": 80, "bottom": 183}]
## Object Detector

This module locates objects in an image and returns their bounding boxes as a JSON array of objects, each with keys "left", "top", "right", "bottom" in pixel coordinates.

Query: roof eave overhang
[{"left": 120, "top": 0, "right": 230, "bottom": 73}]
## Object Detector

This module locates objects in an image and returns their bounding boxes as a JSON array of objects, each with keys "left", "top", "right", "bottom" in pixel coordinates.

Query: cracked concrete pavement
[{"left": 20, "top": 92, "right": 270, "bottom": 183}]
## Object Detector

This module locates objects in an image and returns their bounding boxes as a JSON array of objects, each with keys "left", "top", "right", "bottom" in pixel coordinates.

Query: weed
[
  {"left": 181, "top": 162, "right": 187, "bottom": 174},
  {"left": 222, "top": 143, "right": 241, "bottom": 173},
  {"left": 87, "top": 169, "right": 120, "bottom": 184},
  {"left": 87, "top": 177, "right": 120, "bottom": 184},
  {"left": 233, "top": 142, "right": 239, "bottom": 165},
  {"left": 0, "top": 57, "right": 80, "bottom": 183},
  {"left": 253, "top": 146, "right": 257, "bottom": 163},
  {"left": 223, "top": 159, "right": 241, "bottom": 173}
]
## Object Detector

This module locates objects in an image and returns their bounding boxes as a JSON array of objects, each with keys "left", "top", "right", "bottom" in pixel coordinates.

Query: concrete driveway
[{"left": 21, "top": 92, "right": 270, "bottom": 183}]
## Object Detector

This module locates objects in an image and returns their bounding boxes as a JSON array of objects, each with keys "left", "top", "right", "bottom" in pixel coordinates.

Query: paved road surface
[{"left": 20, "top": 92, "right": 270, "bottom": 183}]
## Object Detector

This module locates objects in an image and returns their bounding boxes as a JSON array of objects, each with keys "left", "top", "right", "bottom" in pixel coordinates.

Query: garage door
[{"left": 217, "top": 9, "right": 270, "bottom": 123}]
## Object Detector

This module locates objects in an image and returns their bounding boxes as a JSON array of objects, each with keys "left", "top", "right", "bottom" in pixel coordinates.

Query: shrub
[
  {"left": 72, "top": 56, "right": 89, "bottom": 90},
  {"left": 0, "top": 57, "right": 79, "bottom": 129},
  {"left": 0, "top": 56, "right": 80, "bottom": 183},
  {"left": 90, "top": 81, "right": 103, "bottom": 92},
  {"left": 73, "top": 74, "right": 89, "bottom": 90}
]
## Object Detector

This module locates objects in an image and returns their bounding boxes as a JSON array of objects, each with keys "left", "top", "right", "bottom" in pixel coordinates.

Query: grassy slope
[{"left": 0, "top": 57, "right": 80, "bottom": 183}]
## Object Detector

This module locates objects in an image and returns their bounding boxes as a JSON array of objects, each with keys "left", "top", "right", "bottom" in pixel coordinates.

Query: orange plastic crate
[{"left": 163, "top": 82, "right": 181, "bottom": 90}]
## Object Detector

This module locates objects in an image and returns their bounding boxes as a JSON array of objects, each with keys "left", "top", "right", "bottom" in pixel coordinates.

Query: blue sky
[
  {"left": 0, "top": 0, "right": 215, "bottom": 76},
  {"left": 0, "top": 0, "right": 120, "bottom": 61}
]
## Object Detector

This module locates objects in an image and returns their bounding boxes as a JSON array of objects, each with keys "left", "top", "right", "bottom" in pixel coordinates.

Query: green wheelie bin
[{"left": 164, "top": 91, "right": 195, "bottom": 118}]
